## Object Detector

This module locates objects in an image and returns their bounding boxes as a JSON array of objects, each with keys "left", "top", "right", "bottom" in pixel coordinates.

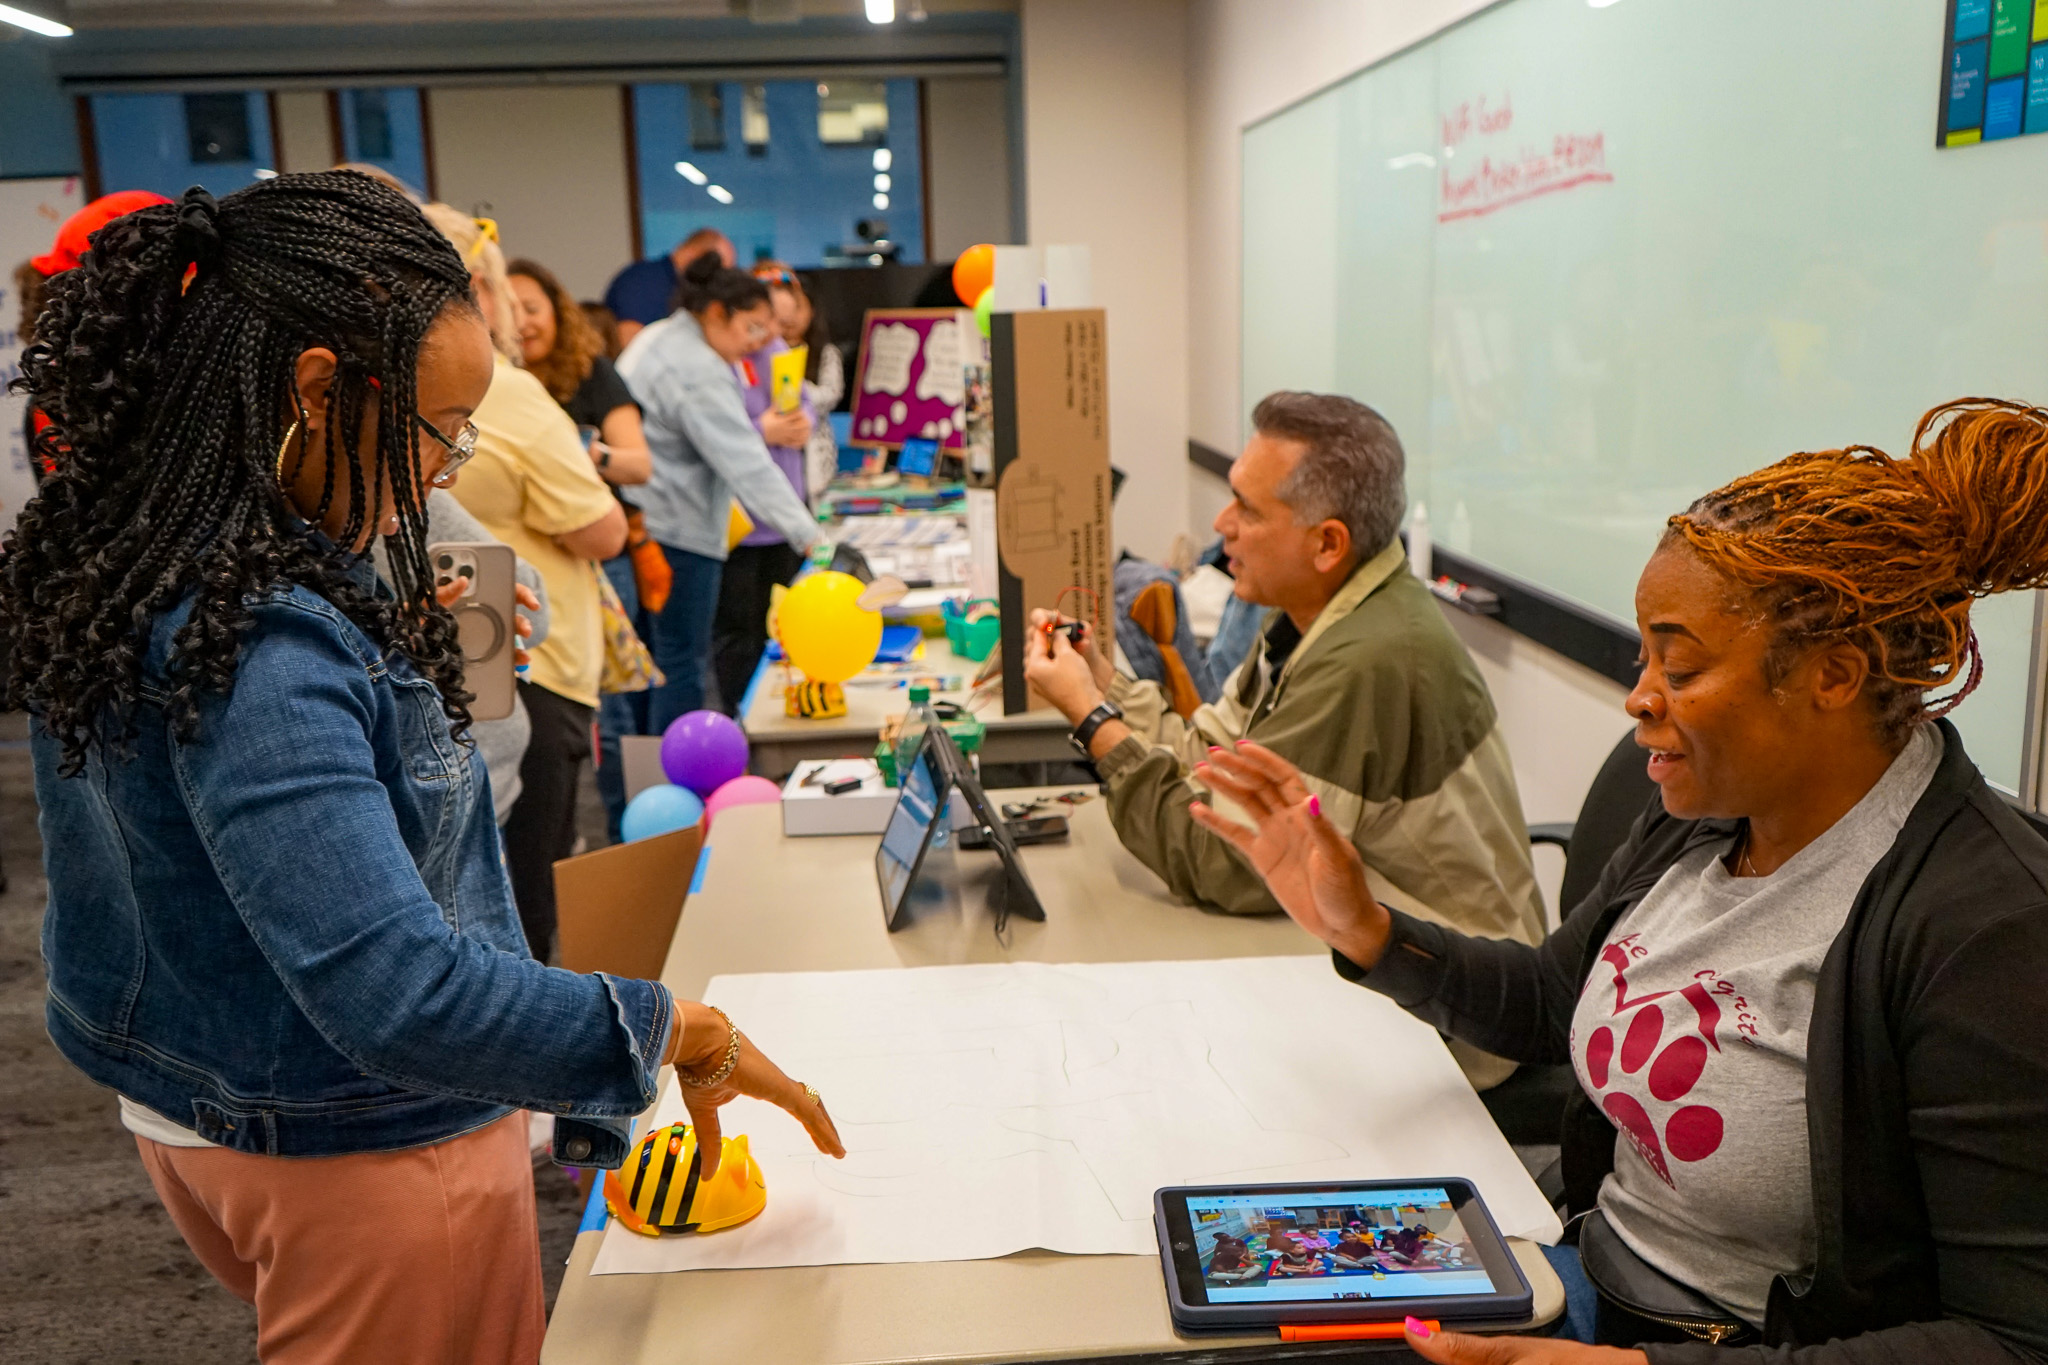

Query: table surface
[
  {"left": 741, "top": 635, "right": 1068, "bottom": 747},
  {"left": 540, "top": 796, "right": 1562, "bottom": 1364}
]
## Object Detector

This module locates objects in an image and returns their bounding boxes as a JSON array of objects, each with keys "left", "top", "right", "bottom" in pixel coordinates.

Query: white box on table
[{"left": 780, "top": 759, "right": 975, "bottom": 837}]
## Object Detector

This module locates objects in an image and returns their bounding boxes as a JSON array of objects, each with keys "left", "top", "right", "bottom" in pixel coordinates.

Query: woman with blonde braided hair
[
  {"left": 1185, "top": 398, "right": 2048, "bottom": 1361},
  {"left": 8, "top": 172, "right": 840, "bottom": 1363}
]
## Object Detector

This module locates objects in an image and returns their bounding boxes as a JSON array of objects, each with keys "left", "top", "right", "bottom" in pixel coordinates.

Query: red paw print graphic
[{"left": 1585, "top": 940, "right": 1725, "bottom": 1186}]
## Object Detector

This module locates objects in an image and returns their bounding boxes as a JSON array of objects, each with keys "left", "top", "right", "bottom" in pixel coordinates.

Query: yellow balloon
[{"left": 777, "top": 571, "right": 883, "bottom": 684}]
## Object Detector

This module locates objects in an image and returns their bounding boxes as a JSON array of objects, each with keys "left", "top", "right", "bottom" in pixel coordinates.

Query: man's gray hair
[{"left": 1252, "top": 391, "right": 1406, "bottom": 561}]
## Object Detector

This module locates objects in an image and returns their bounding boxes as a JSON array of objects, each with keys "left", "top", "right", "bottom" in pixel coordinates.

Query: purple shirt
[{"left": 734, "top": 337, "right": 814, "bottom": 547}]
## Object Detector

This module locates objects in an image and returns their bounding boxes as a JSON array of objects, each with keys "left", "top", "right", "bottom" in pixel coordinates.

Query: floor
[{"left": 0, "top": 713, "right": 601, "bottom": 1362}]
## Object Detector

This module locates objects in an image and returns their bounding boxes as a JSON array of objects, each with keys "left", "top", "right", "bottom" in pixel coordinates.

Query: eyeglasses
[{"left": 413, "top": 414, "right": 479, "bottom": 486}]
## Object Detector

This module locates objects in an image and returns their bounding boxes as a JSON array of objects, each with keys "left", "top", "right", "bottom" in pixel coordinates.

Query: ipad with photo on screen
[{"left": 1154, "top": 1178, "right": 1531, "bottom": 1332}]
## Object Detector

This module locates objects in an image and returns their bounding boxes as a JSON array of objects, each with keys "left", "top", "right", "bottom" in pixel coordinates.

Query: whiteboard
[
  {"left": 0, "top": 176, "right": 83, "bottom": 531},
  {"left": 1243, "top": 0, "right": 2048, "bottom": 792}
]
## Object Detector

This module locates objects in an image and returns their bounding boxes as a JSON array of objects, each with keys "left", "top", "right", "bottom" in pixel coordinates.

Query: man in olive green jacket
[{"left": 1025, "top": 392, "right": 1545, "bottom": 1088}]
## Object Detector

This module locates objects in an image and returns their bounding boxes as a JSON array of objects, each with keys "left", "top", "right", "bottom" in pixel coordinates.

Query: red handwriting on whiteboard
[
  {"left": 1437, "top": 130, "right": 1612, "bottom": 223},
  {"left": 1441, "top": 92, "right": 1514, "bottom": 148},
  {"left": 1441, "top": 91, "right": 1523, "bottom": 147}
]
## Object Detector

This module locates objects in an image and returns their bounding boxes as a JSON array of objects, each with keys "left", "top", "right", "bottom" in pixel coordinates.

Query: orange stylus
[{"left": 1279, "top": 1319, "right": 1439, "bottom": 1342}]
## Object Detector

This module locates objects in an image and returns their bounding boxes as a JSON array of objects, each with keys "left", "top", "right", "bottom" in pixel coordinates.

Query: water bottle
[
  {"left": 1407, "top": 502, "right": 1432, "bottom": 581},
  {"left": 895, "top": 684, "right": 948, "bottom": 842},
  {"left": 895, "top": 684, "right": 941, "bottom": 785}
]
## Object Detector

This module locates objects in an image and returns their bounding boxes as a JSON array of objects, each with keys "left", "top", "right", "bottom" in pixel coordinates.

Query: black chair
[{"left": 1479, "top": 730, "right": 1657, "bottom": 1149}]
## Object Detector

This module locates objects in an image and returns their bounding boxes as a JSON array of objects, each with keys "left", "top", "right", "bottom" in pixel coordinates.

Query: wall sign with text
[{"left": 1940, "top": 0, "right": 2048, "bottom": 145}]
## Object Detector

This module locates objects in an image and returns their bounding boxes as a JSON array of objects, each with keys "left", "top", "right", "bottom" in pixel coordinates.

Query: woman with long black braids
[{"left": 4, "top": 172, "right": 841, "bottom": 1364}]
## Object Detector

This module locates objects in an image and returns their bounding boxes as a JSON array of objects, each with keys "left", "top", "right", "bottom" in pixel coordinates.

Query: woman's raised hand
[
  {"left": 1190, "top": 742, "right": 1393, "bottom": 970},
  {"left": 667, "top": 1002, "right": 845, "bottom": 1178}
]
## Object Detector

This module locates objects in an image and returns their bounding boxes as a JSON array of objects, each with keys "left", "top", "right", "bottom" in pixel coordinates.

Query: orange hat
[{"left": 29, "top": 190, "right": 172, "bottom": 276}]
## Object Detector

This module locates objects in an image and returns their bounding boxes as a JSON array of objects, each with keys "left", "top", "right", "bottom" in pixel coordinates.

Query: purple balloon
[{"left": 661, "top": 710, "right": 749, "bottom": 796}]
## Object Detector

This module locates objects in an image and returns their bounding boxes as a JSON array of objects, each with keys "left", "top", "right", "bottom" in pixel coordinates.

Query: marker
[{"left": 1278, "top": 1319, "right": 1438, "bottom": 1342}]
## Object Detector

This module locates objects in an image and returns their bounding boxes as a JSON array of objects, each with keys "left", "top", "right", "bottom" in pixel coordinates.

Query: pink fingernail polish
[
  {"left": 1308, "top": 795, "right": 1321, "bottom": 818},
  {"left": 1405, "top": 1316, "right": 1431, "bottom": 1338},
  {"left": 1207, "top": 746, "right": 1223, "bottom": 754}
]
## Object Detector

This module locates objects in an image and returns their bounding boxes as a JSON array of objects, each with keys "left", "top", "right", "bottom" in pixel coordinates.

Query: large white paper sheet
[{"left": 592, "top": 957, "right": 1560, "bottom": 1275}]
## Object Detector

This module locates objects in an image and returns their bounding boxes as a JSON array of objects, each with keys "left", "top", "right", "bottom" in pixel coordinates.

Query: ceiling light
[
  {"left": 873, "top": 192, "right": 889, "bottom": 210},
  {"left": 0, "top": 4, "right": 72, "bottom": 37},
  {"left": 874, "top": 173, "right": 892, "bottom": 192},
  {"left": 707, "top": 185, "right": 734, "bottom": 204},
  {"left": 866, "top": 0, "right": 895, "bottom": 22},
  {"left": 675, "top": 161, "right": 707, "bottom": 185},
  {"left": 873, "top": 148, "right": 892, "bottom": 171}
]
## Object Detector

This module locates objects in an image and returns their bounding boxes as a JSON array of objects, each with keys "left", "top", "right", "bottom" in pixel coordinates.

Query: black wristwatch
[{"left": 1070, "top": 698, "right": 1124, "bottom": 759}]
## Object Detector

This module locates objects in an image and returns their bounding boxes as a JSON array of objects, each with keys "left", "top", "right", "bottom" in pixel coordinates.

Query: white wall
[
  {"left": 427, "top": 85, "right": 637, "bottom": 301},
  {"left": 1020, "top": 0, "right": 1189, "bottom": 563},
  {"left": 925, "top": 75, "right": 1014, "bottom": 259},
  {"left": 271, "top": 90, "right": 334, "bottom": 176},
  {"left": 1186, "top": 0, "right": 1633, "bottom": 848}
]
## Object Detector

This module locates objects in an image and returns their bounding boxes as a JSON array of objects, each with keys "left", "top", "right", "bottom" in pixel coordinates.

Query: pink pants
[{"left": 136, "top": 1112, "right": 546, "bottom": 1364}]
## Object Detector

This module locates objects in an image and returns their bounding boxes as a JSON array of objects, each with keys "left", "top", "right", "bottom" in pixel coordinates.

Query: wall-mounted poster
[
  {"left": 847, "top": 307, "right": 976, "bottom": 453},
  {"left": 1939, "top": 0, "right": 2048, "bottom": 145}
]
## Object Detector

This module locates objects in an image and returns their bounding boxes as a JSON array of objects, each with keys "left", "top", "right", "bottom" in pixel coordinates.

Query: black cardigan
[{"left": 1343, "top": 720, "right": 2048, "bottom": 1363}]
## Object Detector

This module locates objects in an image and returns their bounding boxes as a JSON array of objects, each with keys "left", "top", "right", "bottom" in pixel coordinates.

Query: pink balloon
[{"left": 703, "top": 775, "right": 782, "bottom": 826}]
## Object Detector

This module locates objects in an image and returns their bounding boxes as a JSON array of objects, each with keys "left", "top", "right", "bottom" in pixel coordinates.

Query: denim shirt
[
  {"left": 616, "top": 311, "right": 821, "bottom": 560},
  {"left": 36, "top": 562, "right": 672, "bottom": 1165}
]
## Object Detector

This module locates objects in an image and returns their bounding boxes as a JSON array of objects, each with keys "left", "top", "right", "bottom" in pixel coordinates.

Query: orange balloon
[{"left": 951, "top": 244, "right": 996, "bottom": 308}]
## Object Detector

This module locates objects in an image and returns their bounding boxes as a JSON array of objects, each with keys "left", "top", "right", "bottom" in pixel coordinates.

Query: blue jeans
[
  {"left": 647, "top": 544, "right": 725, "bottom": 732},
  {"left": 595, "top": 555, "right": 651, "bottom": 844},
  {"left": 1541, "top": 1242, "right": 1599, "bottom": 1344}
]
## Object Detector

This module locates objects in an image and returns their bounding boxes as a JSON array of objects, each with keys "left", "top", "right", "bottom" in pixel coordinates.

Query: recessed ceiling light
[
  {"left": 707, "top": 185, "right": 734, "bottom": 204},
  {"left": 675, "top": 161, "right": 708, "bottom": 185},
  {"left": 873, "top": 148, "right": 892, "bottom": 171},
  {"left": 0, "top": 5, "right": 72, "bottom": 38},
  {"left": 873, "top": 193, "right": 889, "bottom": 210}
]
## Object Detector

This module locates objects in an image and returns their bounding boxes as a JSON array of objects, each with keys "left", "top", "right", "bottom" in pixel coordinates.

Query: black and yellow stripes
[{"left": 625, "top": 1123, "right": 703, "bottom": 1233}]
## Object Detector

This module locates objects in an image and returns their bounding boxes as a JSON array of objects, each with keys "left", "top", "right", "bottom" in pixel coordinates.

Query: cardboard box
[
  {"left": 781, "top": 758, "right": 976, "bottom": 837},
  {"left": 553, "top": 824, "right": 701, "bottom": 982},
  {"left": 989, "top": 308, "right": 1113, "bottom": 714},
  {"left": 619, "top": 734, "right": 667, "bottom": 804}
]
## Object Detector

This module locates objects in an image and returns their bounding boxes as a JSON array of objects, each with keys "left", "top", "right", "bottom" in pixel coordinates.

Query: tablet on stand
[{"left": 873, "top": 725, "right": 1046, "bottom": 933}]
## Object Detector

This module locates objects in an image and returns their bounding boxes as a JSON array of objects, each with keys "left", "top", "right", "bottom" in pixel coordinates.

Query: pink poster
[{"left": 847, "top": 307, "right": 974, "bottom": 452}]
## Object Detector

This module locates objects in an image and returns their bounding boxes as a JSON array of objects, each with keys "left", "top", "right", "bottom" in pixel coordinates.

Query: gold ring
[{"left": 802, "top": 1083, "right": 821, "bottom": 1106}]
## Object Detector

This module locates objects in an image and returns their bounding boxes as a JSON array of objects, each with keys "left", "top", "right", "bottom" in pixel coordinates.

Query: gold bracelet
[{"left": 677, "top": 1005, "right": 741, "bottom": 1088}]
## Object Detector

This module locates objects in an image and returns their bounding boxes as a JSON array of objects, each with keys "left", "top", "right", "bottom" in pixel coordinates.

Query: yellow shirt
[{"left": 451, "top": 359, "right": 617, "bottom": 709}]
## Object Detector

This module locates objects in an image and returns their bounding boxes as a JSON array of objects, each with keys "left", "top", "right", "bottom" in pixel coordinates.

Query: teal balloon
[
  {"left": 973, "top": 287, "right": 994, "bottom": 338},
  {"left": 621, "top": 783, "right": 704, "bottom": 843}
]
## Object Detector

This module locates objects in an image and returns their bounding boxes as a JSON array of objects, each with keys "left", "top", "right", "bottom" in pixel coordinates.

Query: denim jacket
[{"left": 36, "top": 562, "right": 671, "bottom": 1166}]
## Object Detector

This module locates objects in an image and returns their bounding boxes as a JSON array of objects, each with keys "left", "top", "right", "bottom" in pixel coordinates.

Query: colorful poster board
[
  {"left": 1940, "top": 0, "right": 2048, "bottom": 144},
  {"left": 847, "top": 307, "right": 974, "bottom": 452}
]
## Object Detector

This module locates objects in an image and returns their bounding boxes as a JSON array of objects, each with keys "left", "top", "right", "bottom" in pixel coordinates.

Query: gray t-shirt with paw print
[{"left": 1568, "top": 724, "right": 1942, "bottom": 1326}]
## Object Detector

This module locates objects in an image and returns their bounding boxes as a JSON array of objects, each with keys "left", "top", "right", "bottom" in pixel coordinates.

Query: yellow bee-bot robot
[{"left": 603, "top": 1124, "right": 767, "bottom": 1237}]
